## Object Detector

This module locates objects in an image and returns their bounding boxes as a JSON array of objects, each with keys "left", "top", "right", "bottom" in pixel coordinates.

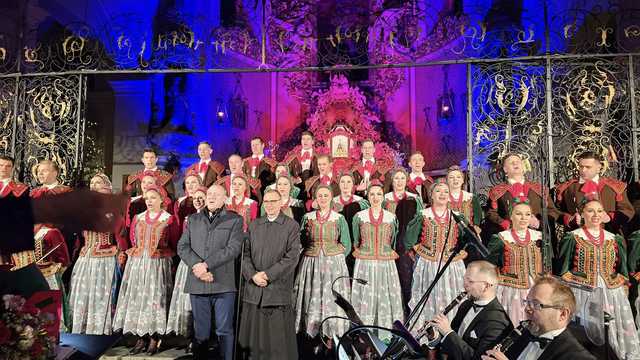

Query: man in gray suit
[{"left": 178, "top": 184, "right": 244, "bottom": 360}]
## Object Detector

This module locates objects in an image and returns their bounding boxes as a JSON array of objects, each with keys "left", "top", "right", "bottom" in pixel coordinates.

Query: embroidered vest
[{"left": 562, "top": 231, "right": 626, "bottom": 289}]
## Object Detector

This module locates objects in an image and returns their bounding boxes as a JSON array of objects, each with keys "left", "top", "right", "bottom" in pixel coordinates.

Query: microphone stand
[{"left": 382, "top": 212, "right": 486, "bottom": 359}]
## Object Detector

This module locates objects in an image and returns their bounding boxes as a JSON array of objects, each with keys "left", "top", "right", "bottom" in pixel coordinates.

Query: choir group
[{"left": 4, "top": 129, "right": 640, "bottom": 360}]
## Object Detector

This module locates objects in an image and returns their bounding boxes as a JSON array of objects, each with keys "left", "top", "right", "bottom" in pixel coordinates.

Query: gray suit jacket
[{"left": 178, "top": 208, "right": 245, "bottom": 294}]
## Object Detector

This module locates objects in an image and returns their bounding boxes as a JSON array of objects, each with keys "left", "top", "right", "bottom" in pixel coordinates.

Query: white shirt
[
  {"left": 145, "top": 167, "right": 158, "bottom": 172},
  {"left": 517, "top": 327, "right": 566, "bottom": 360},
  {"left": 457, "top": 298, "right": 493, "bottom": 336},
  {"left": 362, "top": 158, "right": 375, "bottom": 179},
  {"left": 267, "top": 214, "right": 278, "bottom": 222},
  {"left": 198, "top": 159, "right": 210, "bottom": 179},
  {"left": 300, "top": 148, "right": 313, "bottom": 171},
  {"left": 579, "top": 174, "right": 599, "bottom": 184},
  {"left": 250, "top": 154, "right": 264, "bottom": 177},
  {"left": 44, "top": 182, "right": 60, "bottom": 190},
  {"left": 507, "top": 177, "right": 525, "bottom": 185}
]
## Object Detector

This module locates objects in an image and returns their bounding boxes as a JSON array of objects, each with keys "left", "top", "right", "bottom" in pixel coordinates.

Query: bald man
[{"left": 178, "top": 185, "right": 244, "bottom": 360}]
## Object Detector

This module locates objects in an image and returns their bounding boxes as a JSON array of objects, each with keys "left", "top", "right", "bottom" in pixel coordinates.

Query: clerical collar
[
  {"left": 507, "top": 177, "right": 525, "bottom": 185},
  {"left": 267, "top": 214, "right": 279, "bottom": 222},
  {"left": 579, "top": 174, "right": 600, "bottom": 184}
]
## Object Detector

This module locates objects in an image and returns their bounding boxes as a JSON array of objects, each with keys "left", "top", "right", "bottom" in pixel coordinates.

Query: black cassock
[{"left": 238, "top": 214, "right": 301, "bottom": 360}]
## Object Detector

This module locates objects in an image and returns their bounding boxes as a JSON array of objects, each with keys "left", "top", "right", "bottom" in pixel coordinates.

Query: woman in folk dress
[
  {"left": 261, "top": 175, "right": 305, "bottom": 224},
  {"left": 112, "top": 185, "right": 180, "bottom": 355},
  {"left": 445, "top": 165, "right": 482, "bottom": 231},
  {"left": 166, "top": 186, "right": 207, "bottom": 343},
  {"left": 351, "top": 182, "right": 404, "bottom": 340},
  {"left": 225, "top": 175, "right": 259, "bottom": 231},
  {"left": 69, "top": 173, "right": 128, "bottom": 335},
  {"left": 294, "top": 185, "right": 351, "bottom": 342},
  {"left": 560, "top": 199, "right": 640, "bottom": 360},
  {"left": 173, "top": 172, "right": 202, "bottom": 229},
  {"left": 405, "top": 181, "right": 467, "bottom": 343},
  {"left": 383, "top": 168, "right": 423, "bottom": 315},
  {"left": 265, "top": 163, "right": 301, "bottom": 199},
  {"left": 333, "top": 173, "right": 370, "bottom": 275},
  {"left": 487, "top": 200, "right": 548, "bottom": 325}
]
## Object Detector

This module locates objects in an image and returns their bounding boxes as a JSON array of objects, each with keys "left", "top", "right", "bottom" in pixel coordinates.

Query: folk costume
[
  {"left": 126, "top": 168, "right": 175, "bottom": 200},
  {"left": 283, "top": 145, "right": 319, "bottom": 184},
  {"left": 350, "top": 208, "right": 404, "bottom": 340},
  {"left": 487, "top": 228, "right": 547, "bottom": 325},
  {"left": 0, "top": 179, "right": 49, "bottom": 297},
  {"left": 560, "top": 227, "right": 640, "bottom": 360},
  {"left": 34, "top": 224, "right": 72, "bottom": 331},
  {"left": 304, "top": 173, "right": 340, "bottom": 207},
  {"left": 69, "top": 229, "right": 128, "bottom": 334},
  {"left": 405, "top": 207, "right": 467, "bottom": 343},
  {"left": 113, "top": 209, "right": 180, "bottom": 336},
  {"left": 351, "top": 158, "right": 394, "bottom": 196},
  {"left": 0, "top": 184, "right": 49, "bottom": 297},
  {"left": 448, "top": 189, "right": 483, "bottom": 227},
  {"left": 225, "top": 194, "right": 258, "bottom": 231},
  {"left": 555, "top": 175, "right": 635, "bottom": 234},
  {"left": 294, "top": 209, "right": 351, "bottom": 338},
  {"left": 383, "top": 190, "right": 423, "bottom": 314},
  {"left": 242, "top": 154, "right": 276, "bottom": 193},
  {"left": 407, "top": 172, "right": 434, "bottom": 206},
  {"left": 184, "top": 159, "right": 225, "bottom": 188},
  {"left": 215, "top": 174, "right": 262, "bottom": 203},
  {"left": 485, "top": 180, "right": 560, "bottom": 235}
]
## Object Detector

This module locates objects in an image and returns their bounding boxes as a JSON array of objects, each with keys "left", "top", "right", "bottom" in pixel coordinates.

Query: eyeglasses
[
  {"left": 463, "top": 278, "right": 494, "bottom": 286},
  {"left": 521, "top": 299, "right": 564, "bottom": 311}
]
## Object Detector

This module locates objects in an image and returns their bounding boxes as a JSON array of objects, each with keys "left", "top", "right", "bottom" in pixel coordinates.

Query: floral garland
[{"left": 0, "top": 295, "right": 56, "bottom": 360}]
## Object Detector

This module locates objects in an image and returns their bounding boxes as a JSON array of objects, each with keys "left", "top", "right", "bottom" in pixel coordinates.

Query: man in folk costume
[
  {"left": 432, "top": 261, "right": 513, "bottom": 360},
  {"left": 555, "top": 151, "right": 634, "bottom": 235},
  {"left": 216, "top": 154, "right": 261, "bottom": 202},
  {"left": 482, "top": 276, "right": 595, "bottom": 360},
  {"left": 0, "top": 155, "right": 49, "bottom": 297},
  {"left": 484, "top": 153, "right": 560, "bottom": 249},
  {"left": 30, "top": 160, "right": 73, "bottom": 331},
  {"left": 126, "top": 148, "right": 175, "bottom": 200},
  {"left": 406, "top": 151, "right": 434, "bottom": 206},
  {"left": 352, "top": 139, "right": 394, "bottom": 195},
  {"left": 185, "top": 141, "right": 225, "bottom": 188},
  {"left": 283, "top": 131, "right": 319, "bottom": 184},
  {"left": 304, "top": 154, "right": 340, "bottom": 209},
  {"left": 243, "top": 136, "right": 276, "bottom": 194}
]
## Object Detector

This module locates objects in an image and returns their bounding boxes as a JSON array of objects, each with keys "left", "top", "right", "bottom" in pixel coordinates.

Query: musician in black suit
[
  {"left": 481, "top": 276, "right": 595, "bottom": 360},
  {"left": 432, "top": 260, "right": 513, "bottom": 360}
]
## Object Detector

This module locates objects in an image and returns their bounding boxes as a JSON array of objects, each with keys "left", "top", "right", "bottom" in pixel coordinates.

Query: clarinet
[
  {"left": 495, "top": 320, "right": 531, "bottom": 353},
  {"left": 417, "top": 291, "right": 469, "bottom": 349}
]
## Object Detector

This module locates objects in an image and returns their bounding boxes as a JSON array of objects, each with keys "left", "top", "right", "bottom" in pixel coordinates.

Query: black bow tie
[
  {"left": 531, "top": 336, "right": 551, "bottom": 349},
  {"left": 471, "top": 303, "right": 486, "bottom": 312}
]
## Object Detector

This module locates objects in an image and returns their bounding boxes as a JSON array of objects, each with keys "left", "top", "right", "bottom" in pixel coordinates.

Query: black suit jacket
[
  {"left": 505, "top": 328, "right": 596, "bottom": 360},
  {"left": 441, "top": 298, "right": 513, "bottom": 360}
]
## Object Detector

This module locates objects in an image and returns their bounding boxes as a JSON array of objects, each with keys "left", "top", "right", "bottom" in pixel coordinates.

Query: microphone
[
  {"left": 332, "top": 276, "right": 368, "bottom": 326},
  {"left": 450, "top": 211, "right": 490, "bottom": 258}
]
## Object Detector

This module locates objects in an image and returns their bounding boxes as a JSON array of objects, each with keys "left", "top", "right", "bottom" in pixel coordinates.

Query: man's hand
[
  {"left": 481, "top": 348, "right": 509, "bottom": 360},
  {"left": 252, "top": 271, "right": 269, "bottom": 287},
  {"left": 432, "top": 314, "right": 452, "bottom": 336},
  {"left": 198, "top": 272, "right": 214, "bottom": 283},
  {"left": 528, "top": 216, "right": 540, "bottom": 229},
  {"left": 192, "top": 262, "right": 208, "bottom": 277}
]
